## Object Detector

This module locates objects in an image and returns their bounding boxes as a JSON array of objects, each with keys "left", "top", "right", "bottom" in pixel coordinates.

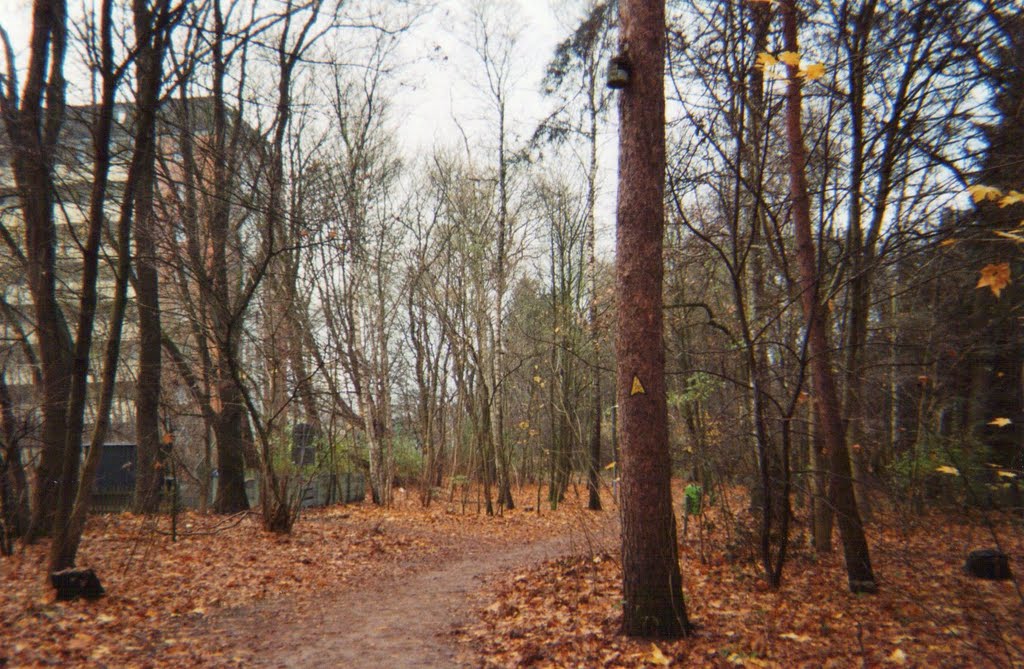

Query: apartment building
[{"left": 0, "top": 97, "right": 239, "bottom": 447}]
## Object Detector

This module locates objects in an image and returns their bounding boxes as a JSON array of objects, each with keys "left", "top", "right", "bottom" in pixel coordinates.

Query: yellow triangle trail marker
[{"left": 630, "top": 376, "right": 645, "bottom": 396}]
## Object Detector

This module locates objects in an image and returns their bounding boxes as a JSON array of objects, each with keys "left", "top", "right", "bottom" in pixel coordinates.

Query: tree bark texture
[
  {"left": 0, "top": 374, "right": 31, "bottom": 546},
  {"left": 49, "top": 0, "right": 120, "bottom": 572},
  {"left": 0, "top": 0, "right": 72, "bottom": 540},
  {"left": 133, "top": 0, "right": 170, "bottom": 514},
  {"left": 213, "top": 379, "right": 251, "bottom": 513},
  {"left": 781, "top": 0, "right": 876, "bottom": 593},
  {"left": 586, "top": 60, "right": 603, "bottom": 512},
  {"left": 615, "top": 0, "right": 691, "bottom": 637}
]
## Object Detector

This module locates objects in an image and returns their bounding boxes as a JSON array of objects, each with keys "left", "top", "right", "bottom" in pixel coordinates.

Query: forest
[{"left": 0, "top": 0, "right": 1021, "bottom": 666}]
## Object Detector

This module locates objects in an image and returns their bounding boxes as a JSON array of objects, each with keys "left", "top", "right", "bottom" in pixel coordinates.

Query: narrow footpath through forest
[{"left": 200, "top": 511, "right": 619, "bottom": 668}]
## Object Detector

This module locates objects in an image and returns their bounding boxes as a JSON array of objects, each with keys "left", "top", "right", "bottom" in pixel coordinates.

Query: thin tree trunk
[
  {"left": 2, "top": 0, "right": 73, "bottom": 541},
  {"left": 586, "top": 74, "right": 602, "bottom": 512},
  {"left": 67, "top": 0, "right": 174, "bottom": 546},
  {"left": 49, "top": 0, "right": 121, "bottom": 572},
  {"left": 493, "top": 94, "right": 513, "bottom": 512},
  {"left": 809, "top": 384, "right": 833, "bottom": 551},
  {"left": 133, "top": 0, "right": 170, "bottom": 514},
  {"left": 0, "top": 374, "right": 30, "bottom": 544},
  {"left": 781, "top": 0, "right": 875, "bottom": 593}
]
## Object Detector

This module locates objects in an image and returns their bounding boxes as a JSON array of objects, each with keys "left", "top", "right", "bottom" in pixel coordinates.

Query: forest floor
[{"left": 1, "top": 483, "right": 1022, "bottom": 668}]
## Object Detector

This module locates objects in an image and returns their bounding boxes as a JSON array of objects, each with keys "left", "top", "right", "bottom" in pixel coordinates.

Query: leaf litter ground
[
  {"left": 2, "top": 484, "right": 1022, "bottom": 667},
  {"left": 1, "top": 487, "right": 611, "bottom": 667},
  {"left": 461, "top": 487, "right": 1024, "bottom": 668}
]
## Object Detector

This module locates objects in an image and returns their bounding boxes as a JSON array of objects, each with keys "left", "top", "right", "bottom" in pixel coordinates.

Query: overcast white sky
[
  {"left": 390, "top": 0, "right": 619, "bottom": 248},
  {"left": 0, "top": 0, "right": 569, "bottom": 149},
  {"left": 393, "top": 0, "right": 560, "bottom": 152}
]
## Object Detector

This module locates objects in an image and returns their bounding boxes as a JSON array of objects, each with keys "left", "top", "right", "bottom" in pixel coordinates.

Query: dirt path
[{"left": 204, "top": 516, "right": 617, "bottom": 668}]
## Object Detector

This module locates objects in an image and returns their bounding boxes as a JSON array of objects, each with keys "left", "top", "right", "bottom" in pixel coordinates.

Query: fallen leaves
[
  {"left": 648, "top": 642, "right": 672, "bottom": 665},
  {"left": 7, "top": 485, "right": 1024, "bottom": 668},
  {"left": 888, "top": 647, "right": 908, "bottom": 665},
  {"left": 778, "top": 632, "right": 812, "bottom": 643},
  {"left": 1, "top": 491, "right": 590, "bottom": 668},
  {"left": 461, "top": 485, "right": 1024, "bottom": 669}
]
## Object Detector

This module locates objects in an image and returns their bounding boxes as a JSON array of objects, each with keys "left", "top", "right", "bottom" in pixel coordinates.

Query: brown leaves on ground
[
  {"left": 461, "top": 491, "right": 1024, "bottom": 668},
  {"left": 4, "top": 486, "right": 1023, "bottom": 668},
  {"left": 1, "top": 490, "right": 586, "bottom": 668}
]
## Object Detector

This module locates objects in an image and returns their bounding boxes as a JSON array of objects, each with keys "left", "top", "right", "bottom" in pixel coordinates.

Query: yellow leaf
[
  {"left": 976, "top": 262, "right": 1011, "bottom": 298},
  {"left": 604, "top": 460, "right": 617, "bottom": 470},
  {"left": 518, "top": 420, "right": 530, "bottom": 430},
  {"left": 648, "top": 643, "right": 672, "bottom": 666},
  {"left": 935, "top": 465, "right": 959, "bottom": 476},
  {"left": 533, "top": 375, "right": 542, "bottom": 384},
  {"left": 801, "top": 62, "right": 826, "bottom": 80},
  {"left": 939, "top": 238, "right": 958, "bottom": 247},
  {"left": 967, "top": 184, "right": 1002, "bottom": 203},
  {"left": 997, "top": 470, "right": 1017, "bottom": 479},
  {"left": 778, "top": 51, "right": 802, "bottom": 67},
  {"left": 755, "top": 52, "right": 777, "bottom": 71},
  {"left": 779, "top": 632, "right": 812, "bottom": 642},
  {"left": 988, "top": 417, "right": 1012, "bottom": 427},
  {"left": 998, "top": 190, "right": 1024, "bottom": 207},
  {"left": 994, "top": 230, "right": 1024, "bottom": 243},
  {"left": 888, "top": 647, "right": 908, "bottom": 665}
]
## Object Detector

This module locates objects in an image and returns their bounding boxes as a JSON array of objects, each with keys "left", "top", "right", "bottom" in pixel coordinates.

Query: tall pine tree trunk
[{"left": 616, "top": 0, "right": 691, "bottom": 637}]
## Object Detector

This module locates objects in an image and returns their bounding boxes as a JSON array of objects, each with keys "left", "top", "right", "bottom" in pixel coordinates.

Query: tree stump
[
  {"left": 50, "top": 568, "right": 105, "bottom": 601},
  {"left": 964, "top": 549, "right": 1013, "bottom": 580}
]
